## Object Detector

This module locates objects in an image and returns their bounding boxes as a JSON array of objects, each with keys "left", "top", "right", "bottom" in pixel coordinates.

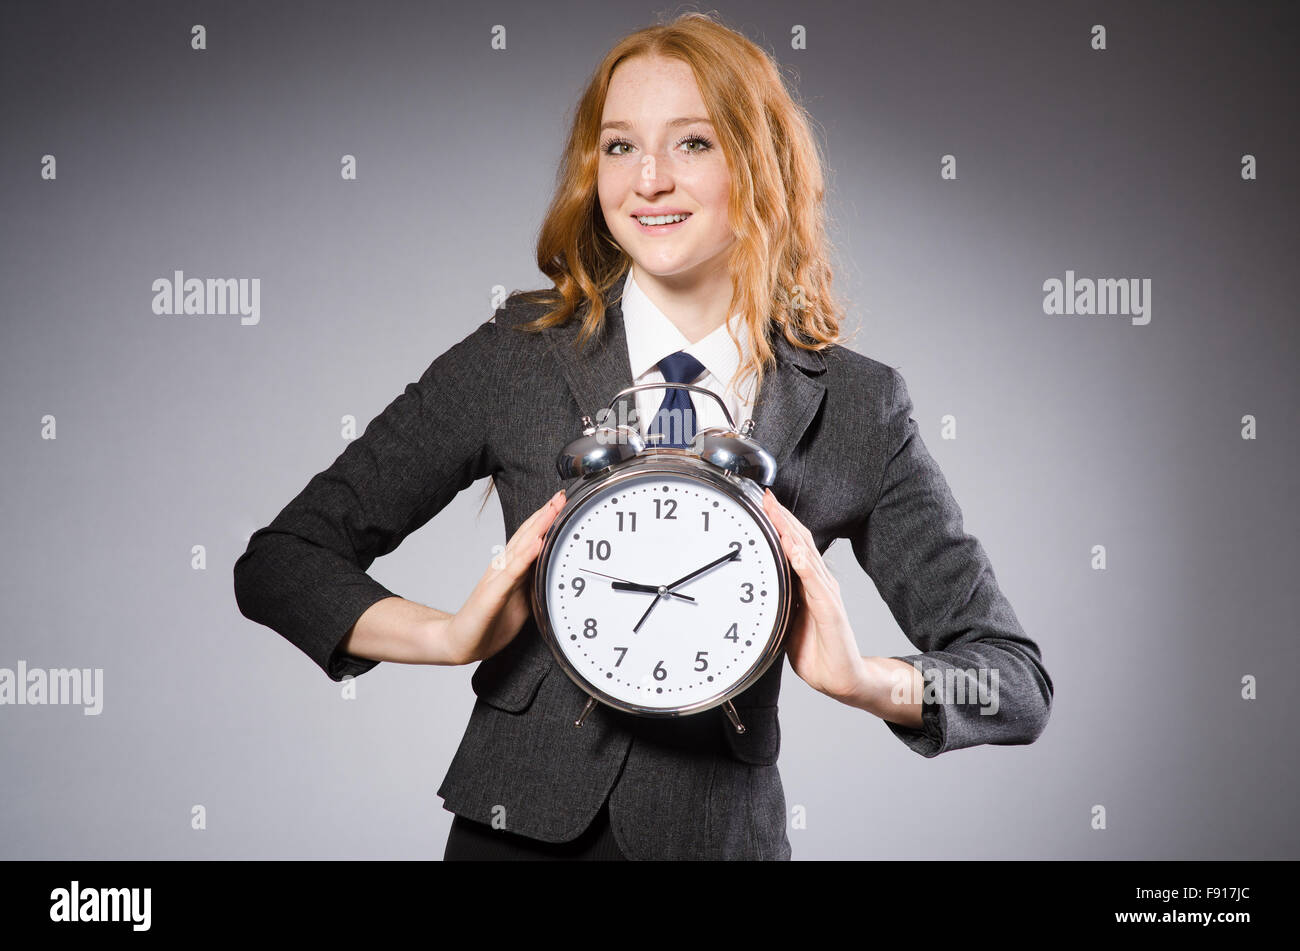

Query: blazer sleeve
[
  {"left": 232, "top": 316, "right": 503, "bottom": 682},
  {"left": 849, "top": 367, "right": 1053, "bottom": 757}
]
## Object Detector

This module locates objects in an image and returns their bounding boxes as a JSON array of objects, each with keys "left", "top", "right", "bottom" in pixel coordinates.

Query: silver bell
[
  {"left": 556, "top": 414, "right": 646, "bottom": 480},
  {"left": 690, "top": 420, "right": 776, "bottom": 486}
]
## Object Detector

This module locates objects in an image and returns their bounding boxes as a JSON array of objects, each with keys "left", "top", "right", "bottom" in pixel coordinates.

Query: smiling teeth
[{"left": 637, "top": 213, "right": 690, "bottom": 225}]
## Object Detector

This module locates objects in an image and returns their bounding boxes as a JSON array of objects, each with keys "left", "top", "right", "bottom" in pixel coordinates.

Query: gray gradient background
[{"left": 2, "top": 0, "right": 1296, "bottom": 860}]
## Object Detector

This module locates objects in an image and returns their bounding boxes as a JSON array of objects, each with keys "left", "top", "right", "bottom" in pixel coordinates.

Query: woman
[{"left": 233, "top": 13, "right": 1052, "bottom": 861}]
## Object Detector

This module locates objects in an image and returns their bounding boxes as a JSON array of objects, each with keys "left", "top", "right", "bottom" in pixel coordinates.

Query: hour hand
[
  {"left": 579, "top": 568, "right": 691, "bottom": 600},
  {"left": 611, "top": 581, "right": 695, "bottom": 603},
  {"left": 610, "top": 580, "right": 658, "bottom": 594}
]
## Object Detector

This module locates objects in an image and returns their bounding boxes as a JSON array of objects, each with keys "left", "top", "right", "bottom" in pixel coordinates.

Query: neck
[{"left": 630, "top": 263, "right": 734, "bottom": 345}]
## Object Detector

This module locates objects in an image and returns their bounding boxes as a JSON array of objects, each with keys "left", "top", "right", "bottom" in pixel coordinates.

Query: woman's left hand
[{"left": 762, "top": 489, "right": 870, "bottom": 703}]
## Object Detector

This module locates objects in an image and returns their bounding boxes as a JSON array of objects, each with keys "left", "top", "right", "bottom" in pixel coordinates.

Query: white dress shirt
[{"left": 619, "top": 269, "right": 757, "bottom": 442}]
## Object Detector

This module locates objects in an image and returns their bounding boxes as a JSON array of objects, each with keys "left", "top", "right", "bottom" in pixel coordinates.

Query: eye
[
  {"left": 677, "top": 134, "right": 713, "bottom": 154},
  {"left": 601, "top": 136, "right": 633, "bottom": 156},
  {"left": 599, "top": 132, "right": 715, "bottom": 157}
]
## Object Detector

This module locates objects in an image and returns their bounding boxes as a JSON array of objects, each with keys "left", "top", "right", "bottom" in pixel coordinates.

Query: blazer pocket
[
  {"left": 470, "top": 627, "right": 554, "bottom": 714},
  {"left": 721, "top": 704, "right": 781, "bottom": 766}
]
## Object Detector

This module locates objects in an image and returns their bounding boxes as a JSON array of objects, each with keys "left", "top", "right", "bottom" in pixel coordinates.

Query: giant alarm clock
[{"left": 531, "top": 382, "right": 793, "bottom": 734}]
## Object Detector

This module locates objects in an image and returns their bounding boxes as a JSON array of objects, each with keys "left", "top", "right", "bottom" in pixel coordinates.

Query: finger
[
  {"left": 765, "top": 491, "right": 836, "bottom": 595},
  {"left": 529, "top": 493, "right": 566, "bottom": 543},
  {"left": 517, "top": 491, "right": 565, "bottom": 539},
  {"left": 765, "top": 492, "right": 800, "bottom": 563},
  {"left": 764, "top": 490, "right": 808, "bottom": 559},
  {"left": 766, "top": 491, "right": 833, "bottom": 586},
  {"left": 501, "top": 491, "right": 565, "bottom": 562},
  {"left": 763, "top": 505, "right": 823, "bottom": 610},
  {"left": 520, "top": 490, "right": 566, "bottom": 532},
  {"left": 765, "top": 489, "right": 817, "bottom": 552},
  {"left": 517, "top": 490, "right": 566, "bottom": 553},
  {"left": 479, "top": 496, "right": 556, "bottom": 584},
  {"left": 769, "top": 503, "right": 809, "bottom": 576},
  {"left": 495, "top": 530, "right": 546, "bottom": 584},
  {"left": 783, "top": 531, "right": 818, "bottom": 590}
]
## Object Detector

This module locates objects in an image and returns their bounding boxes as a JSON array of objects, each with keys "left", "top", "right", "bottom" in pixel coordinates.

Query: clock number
[
  {"left": 728, "top": 540, "right": 742, "bottom": 556},
  {"left": 653, "top": 660, "right": 668, "bottom": 681},
  {"left": 653, "top": 498, "right": 677, "bottom": 520},
  {"left": 723, "top": 623, "right": 739, "bottom": 642},
  {"left": 586, "top": 539, "right": 611, "bottom": 560},
  {"left": 701, "top": 511, "right": 709, "bottom": 532},
  {"left": 616, "top": 510, "right": 637, "bottom": 532},
  {"left": 694, "top": 651, "right": 709, "bottom": 671},
  {"left": 571, "top": 577, "right": 585, "bottom": 597},
  {"left": 740, "top": 582, "right": 754, "bottom": 603},
  {"left": 613, "top": 647, "right": 628, "bottom": 667},
  {"left": 583, "top": 618, "right": 598, "bottom": 639}
]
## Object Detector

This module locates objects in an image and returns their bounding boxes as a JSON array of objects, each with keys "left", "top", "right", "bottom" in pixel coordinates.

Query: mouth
[{"left": 631, "top": 212, "right": 692, "bottom": 234}]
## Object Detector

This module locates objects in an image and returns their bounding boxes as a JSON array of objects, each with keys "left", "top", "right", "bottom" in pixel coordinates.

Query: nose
[{"left": 634, "top": 148, "right": 676, "bottom": 196}]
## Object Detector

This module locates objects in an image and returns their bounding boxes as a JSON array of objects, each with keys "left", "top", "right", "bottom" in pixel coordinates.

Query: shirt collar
[{"left": 620, "top": 268, "right": 750, "bottom": 388}]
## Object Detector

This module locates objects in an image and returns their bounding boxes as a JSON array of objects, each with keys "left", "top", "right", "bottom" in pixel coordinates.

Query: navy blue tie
[{"left": 648, "top": 351, "right": 706, "bottom": 448}]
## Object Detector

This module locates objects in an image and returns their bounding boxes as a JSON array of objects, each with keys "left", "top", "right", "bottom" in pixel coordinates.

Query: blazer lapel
[
  {"left": 542, "top": 280, "right": 827, "bottom": 468},
  {"left": 750, "top": 331, "right": 827, "bottom": 468},
  {"left": 542, "top": 282, "right": 639, "bottom": 438}
]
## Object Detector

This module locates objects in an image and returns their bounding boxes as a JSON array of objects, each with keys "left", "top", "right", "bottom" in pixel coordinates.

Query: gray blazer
[{"left": 233, "top": 279, "right": 1053, "bottom": 860}]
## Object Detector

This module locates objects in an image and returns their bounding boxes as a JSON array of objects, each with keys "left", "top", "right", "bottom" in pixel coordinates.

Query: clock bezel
[{"left": 531, "top": 450, "right": 792, "bottom": 718}]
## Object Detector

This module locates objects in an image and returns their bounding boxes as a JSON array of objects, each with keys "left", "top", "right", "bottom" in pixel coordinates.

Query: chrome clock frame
[{"left": 531, "top": 450, "right": 793, "bottom": 721}]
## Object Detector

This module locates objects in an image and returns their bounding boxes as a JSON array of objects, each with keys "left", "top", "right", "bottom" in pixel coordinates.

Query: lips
[{"left": 632, "top": 213, "right": 692, "bottom": 234}]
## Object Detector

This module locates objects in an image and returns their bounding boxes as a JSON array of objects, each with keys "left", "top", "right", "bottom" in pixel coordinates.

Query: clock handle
[
  {"left": 722, "top": 700, "right": 748, "bottom": 734},
  {"left": 596, "top": 382, "right": 776, "bottom": 485},
  {"left": 603, "top": 382, "right": 739, "bottom": 431}
]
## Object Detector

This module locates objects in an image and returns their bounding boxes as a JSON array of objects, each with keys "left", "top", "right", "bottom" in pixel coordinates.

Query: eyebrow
[{"left": 599, "top": 117, "right": 713, "bottom": 132}]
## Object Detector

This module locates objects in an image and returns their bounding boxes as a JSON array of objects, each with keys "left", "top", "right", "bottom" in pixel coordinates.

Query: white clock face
[{"left": 542, "top": 470, "right": 783, "bottom": 712}]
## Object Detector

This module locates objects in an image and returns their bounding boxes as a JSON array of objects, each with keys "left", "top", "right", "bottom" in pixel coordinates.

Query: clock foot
[
  {"left": 574, "top": 695, "right": 598, "bottom": 728},
  {"left": 722, "top": 700, "right": 747, "bottom": 734}
]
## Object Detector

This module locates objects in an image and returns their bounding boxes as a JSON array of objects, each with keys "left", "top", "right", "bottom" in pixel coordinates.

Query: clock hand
[
  {"left": 626, "top": 562, "right": 723, "bottom": 632},
  {"left": 579, "top": 568, "right": 694, "bottom": 602},
  {"left": 608, "top": 580, "right": 658, "bottom": 593},
  {"left": 632, "top": 595, "right": 660, "bottom": 634},
  {"left": 624, "top": 556, "right": 740, "bottom": 635},
  {"left": 664, "top": 549, "right": 742, "bottom": 592},
  {"left": 579, "top": 568, "right": 643, "bottom": 585},
  {"left": 610, "top": 581, "right": 695, "bottom": 602}
]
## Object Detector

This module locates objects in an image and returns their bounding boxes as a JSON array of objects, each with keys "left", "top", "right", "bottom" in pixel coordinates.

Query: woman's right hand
[{"left": 440, "top": 490, "right": 567, "bottom": 666}]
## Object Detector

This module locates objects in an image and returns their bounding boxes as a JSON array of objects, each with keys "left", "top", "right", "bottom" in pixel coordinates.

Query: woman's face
[{"left": 597, "top": 55, "right": 734, "bottom": 286}]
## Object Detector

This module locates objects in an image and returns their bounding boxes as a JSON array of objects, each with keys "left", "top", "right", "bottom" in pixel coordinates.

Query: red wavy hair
[{"left": 480, "top": 11, "right": 849, "bottom": 513}]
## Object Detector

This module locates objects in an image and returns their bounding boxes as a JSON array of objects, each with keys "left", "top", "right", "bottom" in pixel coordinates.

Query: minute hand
[{"left": 665, "top": 549, "right": 741, "bottom": 591}]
